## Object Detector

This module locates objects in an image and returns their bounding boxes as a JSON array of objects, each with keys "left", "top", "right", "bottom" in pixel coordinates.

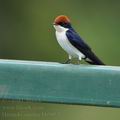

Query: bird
[{"left": 53, "top": 15, "right": 105, "bottom": 65}]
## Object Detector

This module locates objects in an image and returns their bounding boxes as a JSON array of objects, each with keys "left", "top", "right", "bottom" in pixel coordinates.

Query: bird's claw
[{"left": 62, "top": 59, "right": 71, "bottom": 64}]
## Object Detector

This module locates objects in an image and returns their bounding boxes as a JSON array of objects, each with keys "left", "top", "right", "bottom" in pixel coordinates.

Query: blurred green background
[
  {"left": 0, "top": 0, "right": 120, "bottom": 65},
  {"left": 0, "top": 100, "right": 120, "bottom": 120},
  {"left": 0, "top": 0, "right": 120, "bottom": 120}
]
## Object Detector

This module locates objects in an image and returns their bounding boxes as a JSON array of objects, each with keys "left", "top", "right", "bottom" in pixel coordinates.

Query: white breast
[{"left": 55, "top": 30, "right": 85, "bottom": 59}]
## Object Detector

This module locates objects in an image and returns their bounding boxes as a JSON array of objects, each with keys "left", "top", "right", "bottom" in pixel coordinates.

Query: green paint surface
[{"left": 0, "top": 60, "right": 120, "bottom": 107}]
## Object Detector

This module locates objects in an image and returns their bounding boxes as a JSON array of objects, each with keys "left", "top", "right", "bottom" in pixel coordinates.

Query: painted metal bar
[{"left": 0, "top": 59, "right": 120, "bottom": 107}]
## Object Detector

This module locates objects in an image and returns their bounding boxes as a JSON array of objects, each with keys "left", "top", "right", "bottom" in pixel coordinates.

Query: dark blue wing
[
  {"left": 66, "top": 29, "right": 105, "bottom": 65},
  {"left": 66, "top": 29, "right": 91, "bottom": 51}
]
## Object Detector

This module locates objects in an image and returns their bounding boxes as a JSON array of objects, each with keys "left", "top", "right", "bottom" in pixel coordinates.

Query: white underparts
[{"left": 54, "top": 25, "right": 85, "bottom": 60}]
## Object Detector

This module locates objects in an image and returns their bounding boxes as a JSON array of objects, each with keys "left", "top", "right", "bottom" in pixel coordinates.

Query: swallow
[{"left": 53, "top": 15, "right": 105, "bottom": 65}]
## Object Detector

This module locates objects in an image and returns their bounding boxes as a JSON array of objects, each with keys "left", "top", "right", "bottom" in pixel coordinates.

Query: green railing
[{"left": 0, "top": 59, "right": 120, "bottom": 107}]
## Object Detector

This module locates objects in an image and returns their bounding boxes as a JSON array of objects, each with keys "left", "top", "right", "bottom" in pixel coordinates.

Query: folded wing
[{"left": 66, "top": 29, "right": 105, "bottom": 65}]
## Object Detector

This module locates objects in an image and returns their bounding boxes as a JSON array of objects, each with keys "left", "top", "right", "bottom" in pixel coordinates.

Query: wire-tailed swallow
[{"left": 53, "top": 15, "right": 105, "bottom": 65}]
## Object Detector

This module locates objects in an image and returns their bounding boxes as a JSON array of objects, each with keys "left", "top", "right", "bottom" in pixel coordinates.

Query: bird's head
[{"left": 53, "top": 15, "right": 72, "bottom": 32}]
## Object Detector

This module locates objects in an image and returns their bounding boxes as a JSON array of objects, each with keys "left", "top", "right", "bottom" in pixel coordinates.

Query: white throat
[{"left": 53, "top": 25, "right": 68, "bottom": 32}]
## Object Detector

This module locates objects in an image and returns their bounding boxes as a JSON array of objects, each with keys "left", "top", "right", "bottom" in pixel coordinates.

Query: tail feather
[
  {"left": 85, "top": 59, "right": 105, "bottom": 65},
  {"left": 84, "top": 51, "right": 105, "bottom": 65}
]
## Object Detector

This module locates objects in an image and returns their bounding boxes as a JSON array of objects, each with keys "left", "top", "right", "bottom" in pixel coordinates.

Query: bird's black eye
[
  {"left": 57, "top": 22, "right": 71, "bottom": 28},
  {"left": 58, "top": 22, "right": 66, "bottom": 26}
]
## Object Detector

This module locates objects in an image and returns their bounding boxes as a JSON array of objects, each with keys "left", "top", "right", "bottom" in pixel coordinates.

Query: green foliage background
[
  {"left": 0, "top": 0, "right": 120, "bottom": 120},
  {"left": 0, "top": 0, "right": 120, "bottom": 65},
  {"left": 0, "top": 100, "right": 120, "bottom": 120}
]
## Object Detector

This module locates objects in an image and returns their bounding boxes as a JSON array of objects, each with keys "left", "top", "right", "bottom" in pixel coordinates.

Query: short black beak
[{"left": 53, "top": 23, "right": 57, "bottom": 25}]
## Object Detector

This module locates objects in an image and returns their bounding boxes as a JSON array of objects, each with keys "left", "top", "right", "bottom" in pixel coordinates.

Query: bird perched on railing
[{"left": 53, "top": 15, "right": 105, "bottom": 65}]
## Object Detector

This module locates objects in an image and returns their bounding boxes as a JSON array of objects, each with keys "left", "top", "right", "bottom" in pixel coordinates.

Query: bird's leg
[
  {"left": 77, "top": 57, "right": 81, "bottom": 64},
  {"left": 63, "top": 55, "right": 72, "bottom": 64},
  {"left": 77, "top": 60, "right": 80, "bottom": 64}
]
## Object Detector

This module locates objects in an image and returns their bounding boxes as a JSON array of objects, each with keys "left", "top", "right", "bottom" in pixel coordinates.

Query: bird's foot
[
  {"left": 62, "top": 59, "right": 71, "bottom": 64},
  {"left": 77, "top": 60, "right": 80, "bottom": 65}
]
